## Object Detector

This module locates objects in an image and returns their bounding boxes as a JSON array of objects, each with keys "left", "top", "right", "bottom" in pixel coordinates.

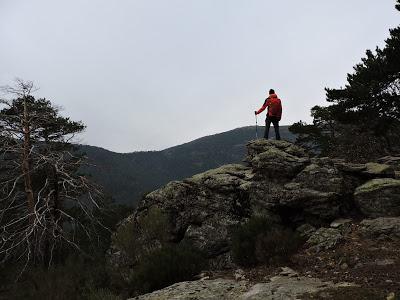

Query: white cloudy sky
[{"left": 1, "top": 0, "right": 399, "bottom": 152}]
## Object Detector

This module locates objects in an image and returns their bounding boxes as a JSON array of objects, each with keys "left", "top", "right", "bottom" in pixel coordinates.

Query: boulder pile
[{"left": 111, "top": 140, "right": 400, "bottom": 270}]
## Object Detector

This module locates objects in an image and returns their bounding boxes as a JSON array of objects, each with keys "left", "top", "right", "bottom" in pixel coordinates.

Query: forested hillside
[{"left": 81, "top": 126, "right": 295, "bottom": 205}]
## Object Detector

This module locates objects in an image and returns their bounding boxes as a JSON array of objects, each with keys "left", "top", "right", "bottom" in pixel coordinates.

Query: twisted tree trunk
[{"left": 21, "top": 97, "right": 35, "bottom": 223}]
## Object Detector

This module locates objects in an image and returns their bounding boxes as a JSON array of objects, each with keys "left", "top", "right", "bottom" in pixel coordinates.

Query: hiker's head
[{"left": 269, "top": 89, "right": 275, "bottom": 95}]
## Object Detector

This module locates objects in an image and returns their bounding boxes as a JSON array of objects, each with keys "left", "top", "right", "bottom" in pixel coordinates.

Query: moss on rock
[
  {"left": 355, "top": 178, "right": 400, "bottom": 194},
  {"left": 364, "top": 162, "right": 394, "bottom": 176}
]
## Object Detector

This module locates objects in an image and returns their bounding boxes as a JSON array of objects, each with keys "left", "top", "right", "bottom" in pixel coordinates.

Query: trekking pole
[{"left": 255, "top": 113, "right": 258, "bottom": 139}]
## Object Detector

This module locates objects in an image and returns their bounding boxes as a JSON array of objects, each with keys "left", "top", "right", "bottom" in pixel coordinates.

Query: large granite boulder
[
  {"left": 246, "top": 142, "right": 358, "bottom": 223},
  {"left": 269, "top": 157, "right": 357, "bottom": 222},
  {"left": 360, "top": 217, "right": 400, "bottom": 240},
  {"left": 246, "top": 140, "right": 309, "bottom": 179},
  {"left": 354, "top": 178, "right": 400, "bottom": 217},
  {"left": 140, "top": 164, "right": 254, "bottom": 266}
]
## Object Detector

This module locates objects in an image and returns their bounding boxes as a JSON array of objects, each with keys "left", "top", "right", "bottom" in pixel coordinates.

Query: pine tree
[
  {"left": 290, "top": 2, "right": 400, "bottom": 161},
  {"left": 0, "top": 79, "right": 103, "bottom": 267}
]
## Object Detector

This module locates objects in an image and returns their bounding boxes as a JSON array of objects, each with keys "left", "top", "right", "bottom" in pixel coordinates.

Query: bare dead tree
[{"left": 0, "top": 79, "right": 104, "bottom": 271}]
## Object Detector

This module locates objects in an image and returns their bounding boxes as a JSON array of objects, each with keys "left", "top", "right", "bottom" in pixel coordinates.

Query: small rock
[
  {"left": 234, "top": 274, "right": 245, "bottom": 281},
  {"left": 375, "top": 258, "right": 395, "bottom": 266},
  {"left": 200, "top": 276, "right": 210, "bottom": 281},
  {"left": 330, "top": 218, "right": 352, "bottom": 229},
  {"left": 296, "top": 224, "right": 316, "bottom": 238},
  {"left": 269, "top": 276, "right": 281, "bottom": 282},
  {"left": 340, "top": 263, "right": 349, "bottom": 270},
  {"left": 234, "top": 269, "right": 246, "bottom": 281},
  {"left": 330, "top": 218, "right": 352, "bottom": 234},
  {"left": 387, "top": 292, "right": 396, "bottom": 300},
  {"left": 386, "top": 279, "right": 393, "bottom": 283},
  {"left": 337, "top": 282, "right": 356, "bottom": 288},
  {"left": 307, "top": 227, "right": 343, "bottom": 251},
  {"left": 279, "top": 267, "right": 298, "bottom": 277},
  {"left": 194, "top": 272, "right": 209, "bottom": 280},
  {"left": 354, "top": 263, "right": 363, "bottom": 269}
]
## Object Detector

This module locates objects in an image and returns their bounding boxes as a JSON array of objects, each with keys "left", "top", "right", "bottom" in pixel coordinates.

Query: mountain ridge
[{"left": 80, "top": 125, "right": 295, "bottom": 205}]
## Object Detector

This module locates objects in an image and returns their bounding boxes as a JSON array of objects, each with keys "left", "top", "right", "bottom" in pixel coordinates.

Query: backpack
[{"left": 268, "top": 97, "right": 282, "bottom": 120}]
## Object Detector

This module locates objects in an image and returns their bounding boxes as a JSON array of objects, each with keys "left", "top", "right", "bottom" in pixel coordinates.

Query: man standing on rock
[{"left": 255, "top": 89, "right": 282, "bottom": 140}]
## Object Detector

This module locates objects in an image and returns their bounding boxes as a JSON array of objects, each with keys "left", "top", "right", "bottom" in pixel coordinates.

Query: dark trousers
[{"left": 265, "top": 116, "right": 281, "bottom": 140}]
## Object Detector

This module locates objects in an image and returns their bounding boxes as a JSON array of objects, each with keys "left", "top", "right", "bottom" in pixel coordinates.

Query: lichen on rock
[
  {"left": 306, "top": 227, "right": 343, "bottom": 251},
  {"left": 354, "top": 178, "right": 400, "bottom": 217}
]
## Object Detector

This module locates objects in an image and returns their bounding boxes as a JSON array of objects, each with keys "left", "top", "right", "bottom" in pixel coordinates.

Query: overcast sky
[{"left": 1, "top": 1, "right": 399, "bottom": 152}]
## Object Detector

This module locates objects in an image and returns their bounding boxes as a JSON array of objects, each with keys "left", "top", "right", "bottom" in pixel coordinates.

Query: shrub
[
  {"left": 3, "top": 256, "right": 112, "bottom": 300},
  {"left": 129, "top": 242, "right": 207, "bottom": 295},
  {"left": 231, "top": 216, "right": 271, "bottom": 266},
  {"left": 84, "top": 287, "right": 121, "bottom": 300},
  {"left": 231, "top": 216, "right": 303, "bottom": 267},
  {"left": 254, "top": 226, "right": 303, "bottom": 265},
  {"left": 113, "top": 206, "right": 170, "bottom": 261},
  {"left": 113, "top": 220, "right": 136, "bottom": 256}
]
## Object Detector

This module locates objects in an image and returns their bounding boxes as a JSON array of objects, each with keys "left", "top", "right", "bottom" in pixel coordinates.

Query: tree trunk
[{"left": 21, "top": 97, "right": 35, "bottom": 223}]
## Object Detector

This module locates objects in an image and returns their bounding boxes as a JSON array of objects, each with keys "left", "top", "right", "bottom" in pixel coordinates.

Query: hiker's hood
[{"left": 269, "top": 93, "right": 278, "bottom": 98}]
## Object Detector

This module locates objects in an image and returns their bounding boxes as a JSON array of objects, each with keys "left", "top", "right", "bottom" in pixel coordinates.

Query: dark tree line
[{"left": 290, "top": 1, "right": 400, "bottom": 161}]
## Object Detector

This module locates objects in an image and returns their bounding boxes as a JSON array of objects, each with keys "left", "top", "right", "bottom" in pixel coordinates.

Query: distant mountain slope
[{"left": 80, "top": 126, "right": 295, "bottom": 205}]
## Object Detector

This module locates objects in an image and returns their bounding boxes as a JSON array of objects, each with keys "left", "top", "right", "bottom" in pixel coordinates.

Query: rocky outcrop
[
  {"left": 130, "top": 279, "right": 248, "bottom": 300},
  {"left": 111, "top": 140, "right": 400, "bottom": 272},
  {"left": 137, "top": 164, "right": 253, "bottom": 268},
  {"left": 130, "top": 275, "right": 355, "bottom": 300}
]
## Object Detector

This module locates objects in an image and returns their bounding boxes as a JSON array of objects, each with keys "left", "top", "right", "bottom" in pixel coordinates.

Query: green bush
[
  {"left": 113, "top": 220, "right": 137, "bottom": 256},
  {"left": 129, "top": 242, "right": 207, "bottom": 295},
  {"left": 84, "top": 287, "right": 121, "bottom": 300},
  {"left": 254, "top": 226, "right": 303, "bottom": 265},
  {"left": 231, "top": 216, "right": 303, "bottom": 267},
  {"left": 3, "top": 256, "right": 113, "bottom": 300},
  {"left": 113, "top": 206, "right": 170, "bottom": 261}
]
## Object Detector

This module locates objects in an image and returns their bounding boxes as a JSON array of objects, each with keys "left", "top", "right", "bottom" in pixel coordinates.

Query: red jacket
[{"left": 256, "top": 94, "right": 282, "bottom": 120}]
